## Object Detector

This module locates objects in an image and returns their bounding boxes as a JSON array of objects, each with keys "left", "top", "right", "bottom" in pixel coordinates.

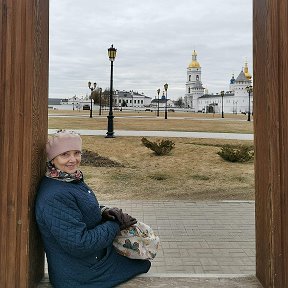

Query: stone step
[{"left": 37, "top": 274, "right": 262, "bottom": 288}]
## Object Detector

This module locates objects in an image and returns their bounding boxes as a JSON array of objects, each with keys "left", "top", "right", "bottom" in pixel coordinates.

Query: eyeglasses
[{"left": 58, "top": 151, "right": 82, "bottom": 159}]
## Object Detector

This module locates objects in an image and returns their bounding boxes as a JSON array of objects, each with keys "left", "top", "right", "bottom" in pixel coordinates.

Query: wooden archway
[
  {"left": 254, "top": 0, "right": 288, "bottom": 287},
  {"left": 0, "top": 1, "right": 49, "bottom": 287},
  {"left": 0, "top": 0, "right": 287, "bottom": 287}
]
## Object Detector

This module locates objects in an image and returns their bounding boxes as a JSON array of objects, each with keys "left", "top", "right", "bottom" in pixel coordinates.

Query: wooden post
[
  {"left": 254, "top": 0, "right": 288, "bottom": 287},
  {"left": 1, "top": 0, "right": 288, "bottom": 287},
  {"left": 0, "top": 0, "right": 49, "bottom": 287}
]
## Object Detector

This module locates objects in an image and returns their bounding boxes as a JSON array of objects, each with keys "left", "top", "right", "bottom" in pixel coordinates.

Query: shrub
[
  {"left": 81, "top": 149, "right": 123, "bottom": 167},
  {"left": 141, "top": 137, "right": 175, "bottom": 156},
  {"left": 217, "top": 144, "right": 254, "bottom": 163}
]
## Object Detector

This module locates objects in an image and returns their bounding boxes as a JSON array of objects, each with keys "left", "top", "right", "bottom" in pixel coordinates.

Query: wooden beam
[
  {"left": 254, "top": 0, "right": 288, "bottom": 287},
  {"left": 0, "top": 0, "right": 49, "bottom": 287},
  {"left": 1, "top": 0, "right": 288, "bottom": 287}
]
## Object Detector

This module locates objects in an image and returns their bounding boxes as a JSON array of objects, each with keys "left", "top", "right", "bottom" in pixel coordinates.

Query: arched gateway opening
[{"left": 0, "top": 1, "right": 287, "bottom": 287}]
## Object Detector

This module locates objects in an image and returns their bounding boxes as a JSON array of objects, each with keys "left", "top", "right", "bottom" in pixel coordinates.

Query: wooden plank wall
[
  {"left": 0, "top": 0, "right": 49, "bottom": 287},
  {"left": 1, "top": 1, "right": 288, "bottom": 287},
  {"left": 254, "top": 0, "right": 288, "bottom": 287}
]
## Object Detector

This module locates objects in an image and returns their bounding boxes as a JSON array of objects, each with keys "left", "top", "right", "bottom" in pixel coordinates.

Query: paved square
[{"left": 104, "top": 200, "right": 255, "bottom": 275}]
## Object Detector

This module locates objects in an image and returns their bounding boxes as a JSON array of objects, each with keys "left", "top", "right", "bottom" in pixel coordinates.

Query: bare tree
[
  {"left": 91, "top": 88, "right": 110, "bottom": 106},
  {"left": 174, "top": 97, "right": 184, "bottom": 108}
]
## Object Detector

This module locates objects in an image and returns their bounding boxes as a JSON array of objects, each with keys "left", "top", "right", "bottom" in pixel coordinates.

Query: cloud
[{"left": 49, "top": 0, "right": 252, "bottom": 100}]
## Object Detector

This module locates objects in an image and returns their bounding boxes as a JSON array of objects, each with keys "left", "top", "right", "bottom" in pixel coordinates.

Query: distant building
[
  {"left": 184, "top": 50, "right": 253, "bottom": 114},
  {"left": 65, "top": 95, "right": 89, "bottom": 104},
  {"left": 150, "top": 91, "right": 173, "bottom": 108},
  {"left": 184, "top": 50, "right": 205, "bottom": 110},
  {"left": 114, "top": 90, "right": 152, "bottom": 108},
  {"left": 48, "top": 98, "right": 63, "bottom": 105}
]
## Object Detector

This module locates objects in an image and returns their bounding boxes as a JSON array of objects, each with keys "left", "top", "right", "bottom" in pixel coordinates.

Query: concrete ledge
[{"left": 38, "top": 274, "right": 262, "bottom": 287}]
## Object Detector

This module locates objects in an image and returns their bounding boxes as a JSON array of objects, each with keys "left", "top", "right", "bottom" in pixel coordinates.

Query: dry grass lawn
[
  {"left": 49, "top": 110, "right": 253, "bottom": 134},
  {"left": 48, "top": 110, "right": 255, "bottom": 201},
  {"left": 80, "top": 136, "right": 254, "bottom": 202}
]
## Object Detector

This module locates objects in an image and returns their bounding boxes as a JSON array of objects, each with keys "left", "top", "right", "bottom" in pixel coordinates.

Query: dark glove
[
  {"left": 107, "top": 207, "right": 137, "bottom": 230},
  {"left": 119, "top": 212, "right": 137, "bottom": 230},
  {"left": 102, "top": 208, "right": 116, "bottom": 221}
]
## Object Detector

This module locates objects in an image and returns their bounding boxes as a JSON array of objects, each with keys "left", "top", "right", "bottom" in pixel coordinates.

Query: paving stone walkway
[
  {"left": 48, "top": 129, "right": 253, "bottom": 140},
  {"left": 105, "top": 200, "right": 255, "bottom": 275},
  {"left": 38, "top": 200, "right": 259, "bottom": 287}
]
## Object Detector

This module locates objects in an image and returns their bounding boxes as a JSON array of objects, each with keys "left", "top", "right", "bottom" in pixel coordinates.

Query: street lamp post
[
  {"left": 88, "top": 82, "right": 97, "bottom": 118},
  {"left": 221, "top": 90, "right": 224, "bottom": 118},
  {"left": 72, "top": 95, "right": 76, "bottom": 110},
  {"left": 164, "top": 83, "right": 168, "bottom": 119},
  {"left": 233, "top": 100, "right": 238, "bottom": 114},
  {"left": 106, "top": 44, "right": 117, "bottom": 138},
  {"left": 246, "top": 85, "right": 253, "bottom": 121},
  {"left": 99, "top": 87, "right": 102, "bottom": 115},
  {"left": 157, "top": 88, "right": 160, "bottom": 117}
]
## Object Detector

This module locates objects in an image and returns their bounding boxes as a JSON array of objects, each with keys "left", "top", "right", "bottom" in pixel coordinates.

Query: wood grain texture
[
  {"left": 1, "top": 0, "right": 288, "bottom": 287},
  {"left": 254, "top": 0, "right": 288, "bottom": 287},
  {"left": 0, "top": 0, "right": 48, "bottom": 287}
]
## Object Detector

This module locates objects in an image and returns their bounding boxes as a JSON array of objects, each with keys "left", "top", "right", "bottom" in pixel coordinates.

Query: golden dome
[
  {"left": 188, "top": 50, "right": 200, "bottom": 68},
  {"left": 188, "top": 61, "right": 200, "bottom": 68},
  {"left": 244, "top": 60, "right": 252, "bottom": 80},
  {"left": 244, "top": 71, "right": 252, "bottom": 80}
]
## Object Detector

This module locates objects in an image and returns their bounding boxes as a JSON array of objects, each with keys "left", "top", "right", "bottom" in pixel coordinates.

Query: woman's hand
[
  {"left": 102, "top": 208, "right": 116, "bottom": 221},
  {"left": 102, "top": 207, "right": 137, "bottom": 230}
]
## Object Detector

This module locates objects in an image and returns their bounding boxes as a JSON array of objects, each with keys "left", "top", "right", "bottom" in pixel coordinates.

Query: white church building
[
  {"left": 113, "top": 90, "right": 151, "bottom": 108},
  {"left": 184, "top": 50, "right": 253, "bottom": 114}
]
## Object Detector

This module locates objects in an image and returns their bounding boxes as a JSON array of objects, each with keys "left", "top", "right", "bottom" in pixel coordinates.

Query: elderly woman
[{"left": 35, "top": 131, "right": 151, "bottom": 288}]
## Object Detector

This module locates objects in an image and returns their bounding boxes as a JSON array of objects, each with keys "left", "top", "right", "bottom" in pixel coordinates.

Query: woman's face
[{"left": 51, "top": 150, "right": 81, "bottom": 173}]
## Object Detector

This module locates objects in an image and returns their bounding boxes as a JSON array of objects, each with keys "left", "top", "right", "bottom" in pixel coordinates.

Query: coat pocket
[{"left": 89, "top": 247, "right": 111, "bottom": 271}]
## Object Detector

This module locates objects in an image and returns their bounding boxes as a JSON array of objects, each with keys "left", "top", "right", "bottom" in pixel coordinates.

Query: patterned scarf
[{"left": 45, "top": 161, "right": 83, "bottom": 182}]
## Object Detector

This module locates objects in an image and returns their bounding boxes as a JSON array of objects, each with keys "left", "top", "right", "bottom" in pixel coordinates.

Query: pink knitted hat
[{"left": 46, "top": 131, "right": 82, "bottom": 161}]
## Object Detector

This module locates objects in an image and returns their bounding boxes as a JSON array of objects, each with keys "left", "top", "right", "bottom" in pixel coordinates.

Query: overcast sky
[{"left": 49, "top": 0, "right": 252, "bottom": 100}]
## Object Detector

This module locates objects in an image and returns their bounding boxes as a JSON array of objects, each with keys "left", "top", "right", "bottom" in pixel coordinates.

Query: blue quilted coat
[{"left": 35, "top": 177, "right": 151, "bottom": 288}]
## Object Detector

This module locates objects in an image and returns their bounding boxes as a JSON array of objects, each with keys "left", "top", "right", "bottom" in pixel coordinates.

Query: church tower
[
  {"left": 233, "top": 60, "right": 252, "bottom": 97},
  {"left": 243, "top": 59, "right": 252, "bottom": 80},
  {"left": 185, "top": 50, "right": 205, "bottom": 111}
]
